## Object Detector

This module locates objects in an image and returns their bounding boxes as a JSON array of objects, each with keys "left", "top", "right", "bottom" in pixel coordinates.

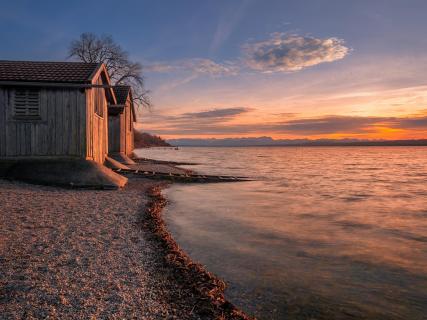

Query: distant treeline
[{"left": 134, "top": 131, "right": 171, "bottom": 148}]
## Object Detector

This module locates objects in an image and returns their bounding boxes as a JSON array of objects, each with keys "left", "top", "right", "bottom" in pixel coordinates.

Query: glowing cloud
[{"left": 244, "top": 33, "right": 350, "bottom": 72}]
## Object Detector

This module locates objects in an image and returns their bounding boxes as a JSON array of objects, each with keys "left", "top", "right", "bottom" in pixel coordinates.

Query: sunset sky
[{"left": 1, "top": 0, "right": 427, "bottom": 139}]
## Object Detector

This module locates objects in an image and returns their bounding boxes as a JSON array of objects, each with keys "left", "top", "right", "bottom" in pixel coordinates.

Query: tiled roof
[
  {"left": 112, "top": 86, "right": 131, "bottom": 105},
  {"left": 0, "top": 60, "right": 101, "bottom": 83}
]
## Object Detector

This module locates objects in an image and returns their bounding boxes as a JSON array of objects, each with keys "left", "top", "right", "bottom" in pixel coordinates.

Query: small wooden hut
[
  {"left": 0, "top": 60, "right": 116, "bottom": 164},
  {"left": 108, "top": 86, "right": 135, "bottom": 161}
]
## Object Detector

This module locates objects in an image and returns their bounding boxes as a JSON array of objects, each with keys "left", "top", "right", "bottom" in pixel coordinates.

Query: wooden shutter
[{"left": 14, "top": 89, "right": 40, "bottom": 119}]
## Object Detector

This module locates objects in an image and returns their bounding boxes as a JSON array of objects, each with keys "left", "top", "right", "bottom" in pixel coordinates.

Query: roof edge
[{"left": 87, "top": 62, "right": 104, "bottom": 82}]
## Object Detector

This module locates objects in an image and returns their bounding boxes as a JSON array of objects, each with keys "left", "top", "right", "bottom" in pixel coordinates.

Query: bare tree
[{"left": 68, "top": 33, "right": 151, "bottom": 109}]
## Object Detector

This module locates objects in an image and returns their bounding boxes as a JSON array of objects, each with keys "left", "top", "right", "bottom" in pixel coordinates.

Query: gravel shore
[{"left": 0, "top": 178, "right": 203, "bottom": 319}]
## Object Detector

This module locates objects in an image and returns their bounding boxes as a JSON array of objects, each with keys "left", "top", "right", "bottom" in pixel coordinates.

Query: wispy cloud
[
  {"left": 243, "top": 33, "right": 350, "bottom": 72},
  {"left": 140, "top": 107, "right": 252, "bottom": 125},
  {"left": 273, "top": 114, "right": 427, "bottom": 135},
  {"left": 146, "top": 32, "right": 350, "bottom": 82},
  {"left": 387, "top": 115, "right": 427, "bottom": 129},
  {"left": 209, "top": 0, "right": 254, "bottom": 54},
  {"left": 272, "top": 115, "right": 385, "bottom": 134},
  {"left": 183, "top": 58, "right": 238, "bottom": 76},
  {"left": 145, "top": 58, "right": 238, "bottom": 76},
  {"left": 181, "top": 107, "right": 251, "bottom": 119},
  {"left": 145, "top": 58, "right": 239, "bottom": 92},
  {"left": 144, "top": 63, "right": 176, "bottom": 73}
]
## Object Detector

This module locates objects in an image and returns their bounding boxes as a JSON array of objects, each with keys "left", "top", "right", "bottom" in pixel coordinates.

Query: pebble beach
[{"left": 0, "top": 177, "right": 205, "bottom": 319}]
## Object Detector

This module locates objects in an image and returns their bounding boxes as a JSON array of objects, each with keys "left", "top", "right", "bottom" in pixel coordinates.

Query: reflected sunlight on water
[{"left": 135, "top": 147, "right": 427, "bottom": 320}]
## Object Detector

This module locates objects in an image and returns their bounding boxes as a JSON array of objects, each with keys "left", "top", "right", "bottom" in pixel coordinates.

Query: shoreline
[
  {"left": 0, "top": 158, "right": 252, "bottom": 319},
  {"left": 141, "top": 184, "right": 251, "bottom": 320}
]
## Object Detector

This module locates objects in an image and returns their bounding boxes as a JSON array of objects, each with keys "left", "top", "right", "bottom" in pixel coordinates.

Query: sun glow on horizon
[{"left": 137, "top": 97, "right": 427, "bottom": 140}]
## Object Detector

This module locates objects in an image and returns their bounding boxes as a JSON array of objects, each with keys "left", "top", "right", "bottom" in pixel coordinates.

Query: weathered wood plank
[
  {"left": 69, "top": 90, "right": 76, "bottom": 155},
  {"left": 40, "top": 89, "right": 48, "bottom": 155},
  {"left": 32, "top": 122, "right": 38, "bottom": 155},
  {"left": 86, "top": 89, "right": 92, "bottom": 159},
  {"left": 9, "top": 123, "right": 17, "bottom": 156},
  {"left": 103, "top": 98, "right": 108, "bottom": 160},
  {"left": 0, "top": 88, "right": 5, "bottom": 156},
  {"left": 56, "top": 89, "right": 63, "bottom": 155},
  {"left": 24, "top": 122, "right": 31, "bottom": 155},
  {"left": 18, "top": 124, "right": 23, "bottom": 155},
  {"left": 62, "top": 89, "right": 68, "bottom": 154},
  {"left": 79, "top": 90, "right": 86, "bottom": 157},
  {"left": 47, "top": 88, "right": 56, "bottom": 155},
  {"left": 93, "top": 115, "right": 99, "bottom": 162},
  {"left": 6, "top": 90, "right": 16, "bottom": 156}
]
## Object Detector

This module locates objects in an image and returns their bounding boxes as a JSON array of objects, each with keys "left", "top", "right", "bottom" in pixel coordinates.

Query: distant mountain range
[{"left": 167, "top": 137, "right": 427, "bottom": 147}]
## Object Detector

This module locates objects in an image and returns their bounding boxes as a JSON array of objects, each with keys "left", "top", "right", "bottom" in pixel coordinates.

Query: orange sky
[
  {"left": 137, "top": 80, "right": 427, "bottom": 140},
  {"left": 137, "top": 52, "right": 427, "bottom": 140}
]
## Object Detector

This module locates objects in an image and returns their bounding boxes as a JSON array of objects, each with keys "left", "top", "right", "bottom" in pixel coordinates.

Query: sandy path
[{"left": 0, "top": 179, "right": 200, "bottom": 319}]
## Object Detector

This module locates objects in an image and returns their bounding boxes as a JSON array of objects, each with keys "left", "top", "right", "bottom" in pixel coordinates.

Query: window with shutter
[{"left": 14, "top": 89, "right": 41, "bottom": 119}]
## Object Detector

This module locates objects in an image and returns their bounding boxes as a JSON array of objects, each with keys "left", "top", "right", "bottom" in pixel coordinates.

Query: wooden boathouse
[
  {"left": 108, "top": 85, "right": 135, "bottom": 162},
  {"left": 0, "top": 60, "right": 116, "bottom": 164}
]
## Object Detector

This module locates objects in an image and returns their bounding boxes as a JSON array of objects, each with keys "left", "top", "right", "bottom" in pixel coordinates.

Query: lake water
[{"left": 135, "top": 147, "right": 427, "bottom": 320}]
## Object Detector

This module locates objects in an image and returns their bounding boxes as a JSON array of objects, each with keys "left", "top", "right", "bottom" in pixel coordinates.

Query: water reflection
[{"left": 136, "top": 147, "right": 427, "bottom": 319}]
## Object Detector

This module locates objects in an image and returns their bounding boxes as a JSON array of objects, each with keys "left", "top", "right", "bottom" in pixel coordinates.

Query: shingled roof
[
  {"left": 112, "top": 86, "right": 131, "bottom": 105},
  {"left": 110, "top": 85, "right": 136, "bottom": 120},
  {"left": 0, "top": 60, "right": 102, "bottom": 83}
]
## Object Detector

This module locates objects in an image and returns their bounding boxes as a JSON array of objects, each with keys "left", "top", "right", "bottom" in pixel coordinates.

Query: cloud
[
  {"left": 155, "top": 73, "right": 200, "bottom": 91},
  {"left": 387, "top": 115, "right": 427, "bottom": 129},
  {"left": 272, "top": 114, "right": 427, "bottom": 135},
  {"left": 209, "top": 0, "right": 254, "bottom": 54},
  {"left": 146, "top": 115, "right": 384, "bottom": 135},
  {"left": 243, "top": 33, "right": 350, "bottom": 72},
  {"left": 144, "top": 63, "right": 176, "bottom": 73},
  {"left": 145, "top": 58, "right": 238, "bottom": 76},
  {"left": 138, "top": 107, "right": 252, "bottom": 128},
  {"left": 273, "top": 115, "right": 385, "bottom": 134},
  {"left": 183, "top": 59, "right": 239, "bottom": 76},
  {"left": 181, "top": 107, "right": 251, "bottom": 119},
  {"left": 146, "top": 33, "right": 349, "bottom": 77}
]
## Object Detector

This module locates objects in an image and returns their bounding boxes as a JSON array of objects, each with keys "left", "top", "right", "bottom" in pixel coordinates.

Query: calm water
[{"left": 135, "top": 147, "right": 427, "bottom": 320}]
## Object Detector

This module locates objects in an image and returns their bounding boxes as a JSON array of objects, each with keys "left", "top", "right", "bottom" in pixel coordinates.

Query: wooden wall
[
  {"left": 85, "top": 76, "right": 109, "bottom": 164},
  {"left": 107, "top": 96, "right": 134, "bottom": 156},
  {"left": 108, "top": 115, "right": 121, "bottom": 153},
  {"left": 124, "top": 98, "right": 134, "bottom": 156},
  {"left": 0, "top": 87, "right": 86, "bottom": 159}
]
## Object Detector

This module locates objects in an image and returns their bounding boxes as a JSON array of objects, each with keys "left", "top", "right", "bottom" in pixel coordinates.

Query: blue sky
[{"left": 1, "top": 0, "right": 427, "bottom": 139}]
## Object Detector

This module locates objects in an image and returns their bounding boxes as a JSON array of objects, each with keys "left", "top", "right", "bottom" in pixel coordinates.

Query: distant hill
[
  {"left": 167, "top": 137, "right": 427, "bottom": 147},
  {"left": 134, "top": 131, "right": 171, "bottom": 148}
]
